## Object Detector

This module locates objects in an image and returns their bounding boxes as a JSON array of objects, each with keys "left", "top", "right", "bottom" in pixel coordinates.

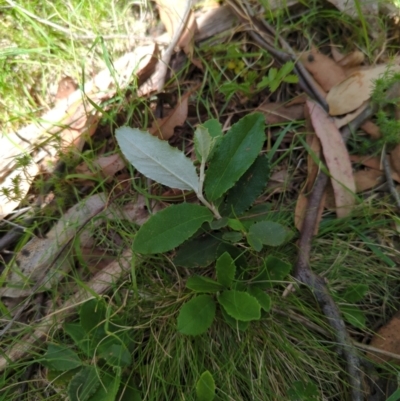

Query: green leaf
[
  {"left": 99, "top": 343, "right": 132, "bottom": 367},
  {"left": 220, "top": 307, "right": 249, "bottom": 331},
  {"left": 283, "top": 74, "right": 299, "bottom": 84},
  {"left": 227, "top": 219, "right": 245, "bottom": 232},
  {"left": 118, "top": 378, "right": 142, "bottom": 401},
  {"left": 68, "top": 366, "right": 100, "bottom": 401},
  {"left": 133, "top": 204, "right": 213, "bottom": 254},
  {"left": 248, "top": 286, "right": 271, "bottom": 312},
  {"left": 64, "top": 323, "right": 92, "bottom": 357},
  {"left": 177, "top": 295, "right": 216, "bottom": 335},
  {"left": 116, "top": 127, "right": 199, "bottom": 191},
  {"left": 341, "top": 305, "right": 366, "bottom": 329},
  {"left": 341, "top": 284, "right": 369, "bottom": 303},
  {"left": 204, "top": 113, "right": 266, "bottom": 201},
  {"left": 195, "top": 125, "right": 214, "bottom": 162},
  {"left": 174, "top": 234, "right": 223, "bottom": 268},
  {"left": 80, "top": 299, "right": 106, "bottom": 337},
  {"left": 263, "top": 255, "right": 292, "bottom": 285},
  {"left": 196, "top": 371, "right": 216, "bottom": 401},
  {"left": 203, "top": 119, "right": 223, "bottom": 139},
  {"left": 247, "top": 221, "right": 292, "bottom": 249},
  {"left": 41, "top": 344, "right": 82, "bottom": 372},
  {"left": 89, "top": 372, "right": 122, "bottom": 401},
  {"left": 222, "top": 232, "right": 243, "bottom": 243},
  {"left": 216, "top": 252, "right": 235, "bottom": 288},
  {"left": 209, "top": 217, "right": 229, "bottom": 229},
  {"left": 269, "top": 68, "right": 277, "bottom": 81},
  {"left": 288, "top": 381, "right": 319, "bottom": 401},
  {"left": 223, "top": 155, "right": 270, "bottom": 216},
  {"left": 278, "top": 61, "right": 295, "bottom": 77},
  {"left": 218, "top": 290, "right": 261, "bottom": 321},
  {"left": 186, "top": 276, "right": 224, "bottom": 293}
]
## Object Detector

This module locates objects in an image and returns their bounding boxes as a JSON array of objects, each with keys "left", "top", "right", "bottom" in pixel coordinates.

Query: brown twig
[{"left": 382, "top": 150, "right": 400, "bottom": 210}]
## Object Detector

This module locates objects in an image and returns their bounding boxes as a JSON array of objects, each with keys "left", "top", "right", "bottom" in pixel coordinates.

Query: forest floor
[{"left": 2, "top": 0, "right": 400, "bottom": 400}]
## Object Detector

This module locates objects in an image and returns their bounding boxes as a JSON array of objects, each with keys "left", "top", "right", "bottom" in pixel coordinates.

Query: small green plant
[
  {"left": 41, "top": 299, "right": 140, "bottom": 401},
  {"left": 116, "top": 113, "right": 294, "bottom": 335}
]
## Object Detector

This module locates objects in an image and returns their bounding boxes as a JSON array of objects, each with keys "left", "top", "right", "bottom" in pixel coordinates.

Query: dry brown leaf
[
  {"left": 76, "top": 154, "right": 125, "bottom": 179},
  {"left": 353, "top": 168, "right": 384, "bottom": 192},
  {"left": 327, "top": 63, "right": 400, "bottom": 115},
  {"left": 307, "top": 100, "right": 356, "bottom": 218},
  {"left": 367, "top": 310, "right": 400, "bottom": 364},
  {"left": 326, "top": 0, "right": 378, "bottom": 18},
  {"left": 390, "top": 143, "right": 400, "bottom": 178},
  {"left": 300, "top": 48, "right": 347, "bottom": 92},
  {"left": 257, "top": 100, "right": 305, "bottom": 124},
  {"left": 350, "top": 154, "right": 400, "bottom": 183},
  {"left": 149, "top": 90, "right": 191, "bottom": 139},
  {"left": 156, "top": 0, "right": 197, "bottom": 55}
]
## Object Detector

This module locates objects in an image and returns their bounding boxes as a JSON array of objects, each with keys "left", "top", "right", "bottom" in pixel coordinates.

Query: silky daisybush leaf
[
  {"left": 133, "top": 204, "right": 213, "bottom": 254},
  {"left": 248, "top": 286, "right": 271, "bottom": 312},
  {"left": 41, "top": 344, "right": 82, "bottom": 372},
  {"left": 341, "top": 284, "right": 369, "bottom": 303},
  {"left": 220, "top": 307, "right": 249, "bottom": 332},
  {"left": 216, "top": 252, "right": 236, "bottom": 288},
  {"left": 177, "top": 295, "right": 216, "bottom": 335},
  {"left": 340, "top": 305, "right": 366, "bottom": 329},
  {"left": 89, "top": 371, "right": 122, "bottom": 401},
  {"left": 196, "top": 371, "right": 216, "bottom": 401},
  {"left": 247, "top": 221, "right": 291, "bottom": 249},
  {"left": 99, "top": 343, "right": 132, "bottom": 368},
  {"left": 204, "top": 113, "right": 266, "bottom": 201},
  {"left": 218, "top": 290, "right": 261, "bottom": 321},
  {"left": 264, "top": 255, "right": 292, "bottom": 284},
  {"left": 222, "top": 155, "right": 270, "bottom": 216},
  {"left": 194, "top": 125, "right": 214, "bottom": 162},
  {"left": 186, "top": 276, "right": 224, "bottom": 293},
  {"left": 173, "top": 234, "right": 223, "bottom": 268},
  {"left": 116, "top": 127, "right": 199, "bottom": 191},
  {"left": 222, "top": 232, "right": 243, "bottom": 243},
  {"left": 67, "top": 366, "right": 100, "bottom": 401}
]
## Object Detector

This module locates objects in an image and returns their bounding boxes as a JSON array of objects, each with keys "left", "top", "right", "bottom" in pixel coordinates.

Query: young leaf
[
  {"left": 340, "top": 305, "right": 366, "bottom": 329},
  {"left": 133, "top": 204, "right": 213, "bottom": 254},
  {"left": 177, "top": 295, "right": 216, "bottom": 335},
  {"left": 194, "top": 126, "right": 214, "bottom": 162},
  {"left": 341, "top": 284, "right": 368, "bottom": 303},
  {"left": 220, "top": 307, "right": 249, "bottom": 331},
  {"left": 196, "top": 371, "right": 216, "bottom": 401},
  {"left": 248, "top": 286, "right": 271, "bottom": 312},
  {"left": 204, "top": 113, "right": 266, "bottom": 201},
  {"left": 218, "top": 290, "right": 261, "bottom": 321},
  {"left": 41, "top": 344, "right": 82, "bottom": 372},
  {"left": 116, "top": 127, "right": 199, "bottom": 191},
  {"left": 64, "top": 323, "right": 91, "bottom": 357},
  {"left": 68, "top": 366, "right": 100, "bottom": 401},
  {"left": 173, "top": 234, "right": 223, "bottom": 268},
  {"left": 216, "top": 252, "right": 236, "bottom": 288},
  {"left": 247, "top": 221, "right": 291, "bottom": 249},
  {"left": 89, "top": 372, "right": 122, "bottom": 401},
  {"left": 264, "top": 255, "right": 292, "bottom": 284},
  {"left": 203, "top": 119, "right": 223, "bottom": 139},
  {"left": 222, "top": 155, "right": 270, "bottom": 216},
  {"left": 222, "top": 232, "right": 243, "bottom": 243},
  {"left": 186, "top": 276, "right": 224, "bottom": 293},
  {"left": 99, "top": 343, "right": 132, "bottom": 368},
  {"left": 80, "top": 299, "right": 106, "bottom": 338},
  {"left": 227, "top": 219, "right": 245, "bottom": 232}
]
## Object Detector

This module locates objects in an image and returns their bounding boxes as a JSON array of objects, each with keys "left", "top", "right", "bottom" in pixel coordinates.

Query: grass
[{"left": 2, "top": 0, "right": 400, "bottom": 400}]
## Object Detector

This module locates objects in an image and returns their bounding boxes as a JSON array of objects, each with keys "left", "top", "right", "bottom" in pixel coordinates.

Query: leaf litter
[{"left": 2, "top": 0, "right": 400, "bottom": 399}]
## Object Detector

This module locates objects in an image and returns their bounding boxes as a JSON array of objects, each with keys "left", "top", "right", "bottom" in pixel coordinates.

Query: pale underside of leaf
[
  {"left": 307, "top": 100, "right": 356, "bottom": 218},
  {"left": 116, "top": 127, "right": 199, "bottom": 191}
]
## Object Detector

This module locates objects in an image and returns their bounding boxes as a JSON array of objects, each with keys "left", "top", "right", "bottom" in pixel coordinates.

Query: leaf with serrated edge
[
  {"left": 218, "top": 290, "right": 261, "bottom": 321},
  {"left": 177, "top": 295, "right": 216, "bottom": 335},
  {"left": 223, "top": 155, "right": 270, "bottom": 216},
  {"left": 216, "top": 252, "right": 235, "bottom": 288},
  {"left": 116, "top": 127, "right": 199, "bottom": 191},
  {"left": 204, "top": 113, "right": 265, "bottom": 201},
  {"left": 68, "top": 366, "right": 100, "bottom": 401},
  {"left": 133, "top": 204, "right": 213, "bottom": 254},
  {"left": 196, "top": 371, "right": 216, "bottom": 401}
]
